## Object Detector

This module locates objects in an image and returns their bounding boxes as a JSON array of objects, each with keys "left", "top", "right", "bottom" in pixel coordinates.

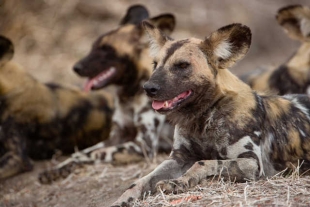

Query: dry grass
[
  {"left": 2, "top": 155, "right": 310, "bottom": 207},
  {"left": 133, "top": 168, "right": 310, "bottom": 207}
]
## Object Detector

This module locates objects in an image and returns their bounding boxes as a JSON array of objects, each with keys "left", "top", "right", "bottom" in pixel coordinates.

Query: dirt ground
[
  {"left": 2, "top": 155, "right": 310, "bottom": 207},
  {"left": 1, "top": 0, "right": 310, "bottom": 207},
  {"left": 0, "top": 155, "right": 167, "bottom": 207}
]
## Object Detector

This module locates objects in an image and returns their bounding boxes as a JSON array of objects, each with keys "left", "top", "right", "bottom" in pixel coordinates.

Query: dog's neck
[
  {"left": 167, "top": 69, "right": 255, "bottom": 136},
  {"left": 116, "top": 55, "right": 151, "bottom": 103},
  {"left": 117, "top": 44, "right": 153, "bottom": 103},
  {"left": 286, "top": 42, "right": 310, "bottom": 86}
]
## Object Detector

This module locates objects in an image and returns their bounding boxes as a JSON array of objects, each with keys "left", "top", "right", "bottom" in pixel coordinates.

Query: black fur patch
[
  {"left": 154, "top": 118, "right": 160, "bottom": 128},
  {"left": 244, "top": 142, "right": 254, "bottom": 151},
  {"left": 198, "top": 161, "right": 205, "bottom": 166},
  {"left": 0, "top": 35, "right": 13, "bottom": 60},
  {"left": 162, "top": 40, "right": 189, "bottom": 65},
  {"left": 120, "top": 5, "right": 149, "bottom": 25},
  {"left": 128, "top": 183, "right": 136, "bottom": 189},
  {"left": 268, "top": 65, "right": 308, "bottom": 95},
  {"left": 45, "top": 83, "right": 62, "bottom": 90}
]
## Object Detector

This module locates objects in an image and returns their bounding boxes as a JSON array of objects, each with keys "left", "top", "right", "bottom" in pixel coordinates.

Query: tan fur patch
[
  {"left": 100, "top": 25, "right": 141, "bottom": 57},
  {"left": 249, "top": 70, "right": 276, "bottom": 94},
  {"left": 286, "top": 43, "right": 310, "bottom": 85},
  {"left": 266, "top": 98, "right": 291, "bottom": 122},
  {"left": 1, "top": 62, "right": 56, "bottom": 123},
  {"left": 280, "top": 129, "right": 304, "bottom": 162}
]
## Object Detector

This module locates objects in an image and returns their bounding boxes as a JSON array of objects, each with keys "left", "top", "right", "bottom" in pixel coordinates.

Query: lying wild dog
[
  {"left": 242, "top": 5, "right": 310, "bottom": 95},
  {"left": 38, "top": 5, "right": 176, "bottom": 183},
  {"left": 0, "top": 35, "right": 113, "bottom": 180},
  {"left": 110, "top": 22, "right": 310, "bottom": 206}
]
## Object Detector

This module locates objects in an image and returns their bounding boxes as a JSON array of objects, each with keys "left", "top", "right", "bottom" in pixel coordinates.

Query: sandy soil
[
  {"left": 1, "top": 0, "right": 310, "bottom": 207},
  {"left": 1, "top": 156, "right": 167, "bottom": 207}
]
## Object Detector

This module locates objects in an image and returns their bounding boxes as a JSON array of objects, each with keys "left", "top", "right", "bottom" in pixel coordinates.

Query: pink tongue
[
  {"left": 151, "top": 91, "right": 191, "bottom": 110},
  {"left": 152, "top": 101, "right": 166, "bottom": 110},
  {"left": 83, "top": 79, "right": 95, "bottom": 92}
]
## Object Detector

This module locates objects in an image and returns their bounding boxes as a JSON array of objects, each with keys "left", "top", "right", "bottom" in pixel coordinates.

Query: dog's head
[
  {"left": 0, "top": 35, "right": 35, "bottom": 94},
  {"left": 276, "top": 5, "right": 310, "bottom": 87},
  {"left": 143, "top": 22, "right": 251, "bottom": 116},
  {"left": 277, "top": 5, "right": 310, "bottom": 42},
  {"left": 73, "top": 5, "right": 175, "bottom": 91}
]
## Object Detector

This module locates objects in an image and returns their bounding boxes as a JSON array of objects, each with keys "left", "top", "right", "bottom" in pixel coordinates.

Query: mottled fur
[
  {"left": 243, "top": 5, "right": 310, "bottom": 95},
  {"left": 39, "top": 5, "right": 175, "bottom": 184},
  {"left": 111, "top": 22, "right": 310, "bottom": 206},
  {"left": 0, "top": 35, "right": 113, "bottom": 180}
]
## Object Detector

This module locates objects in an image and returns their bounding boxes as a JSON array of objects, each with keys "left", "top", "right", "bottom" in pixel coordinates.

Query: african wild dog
[
  {"left": 110, "top": 22, "right": 310, "bottom": 206},
  {"left": 243, "top": 5, "right": 310, "bottom": 95},
  {"left": 0, "top": 35, "right": 113, "bottom": 180},
  {"left": 38, "top": 5, "right": 175, "bottom": 183}
]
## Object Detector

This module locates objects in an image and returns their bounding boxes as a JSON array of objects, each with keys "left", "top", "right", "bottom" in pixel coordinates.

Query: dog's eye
[
  {"left": 175, "top": 62, "right": 190, "bottom": 69},
  {"left": 152, "top": 61, "right": 158, "bottom": 70}
]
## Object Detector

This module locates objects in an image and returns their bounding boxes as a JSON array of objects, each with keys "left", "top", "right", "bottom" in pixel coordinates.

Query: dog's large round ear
[
  {"left": 199, "top": 23, "right": 251, "bottom": 70},
  {"left": 276, "top": 5, "right": 310, "bottom": 42},
  {"left": 142, "top": 21, "right": 171, "bottom": 57},
  {"left": 0, "top": 35, "right": 14, "bottom": 65},
  {"left": 119, "top": 4, "right": 149, "bottom": 26},
  {"left": 148, "top": 14, "right": 176, "bottom": 36}
]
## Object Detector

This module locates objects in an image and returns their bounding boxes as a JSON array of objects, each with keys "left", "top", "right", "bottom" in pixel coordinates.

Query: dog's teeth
[{"left": 164, "top": 101, "right": 169, "bottom": 108}]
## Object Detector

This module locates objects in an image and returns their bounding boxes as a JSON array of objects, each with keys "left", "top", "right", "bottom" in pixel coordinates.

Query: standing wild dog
[
  {"left": 243, "top": 5, "right": 310, "bottom": 95},
  {"left": 111, "top": 22, "right": 310, "bottom": 206},
  {"left": 38, "top": 5, "right": 175, "bottom": 183},
  {"left": 0, "top": 35, "right": 113, "bottom": 180}
]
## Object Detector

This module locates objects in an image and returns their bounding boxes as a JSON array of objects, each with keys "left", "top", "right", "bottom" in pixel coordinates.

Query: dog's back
[{"left": 0, "top": 35, "right": 113, "bottom": 179}]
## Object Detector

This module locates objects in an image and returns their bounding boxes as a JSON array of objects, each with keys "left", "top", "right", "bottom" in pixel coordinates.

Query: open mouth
[
  {"left": 152, "top": 90, "right": 192, "bottom": 112},
  {"left": 84, "top": 67, "right": 116, "bottom": 92}
]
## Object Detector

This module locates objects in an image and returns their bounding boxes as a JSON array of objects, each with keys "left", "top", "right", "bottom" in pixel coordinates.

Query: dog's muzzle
[{"left": 143, "top": 81, "right": 160, "bottom": 97}]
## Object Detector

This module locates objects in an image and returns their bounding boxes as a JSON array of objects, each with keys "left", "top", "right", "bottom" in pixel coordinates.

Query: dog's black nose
[
  {"left": 143, "top": 82, "right": 160, "bottom": 96},
  {"left": 73, "top": 62, "right": 83, "bottom": 74}
]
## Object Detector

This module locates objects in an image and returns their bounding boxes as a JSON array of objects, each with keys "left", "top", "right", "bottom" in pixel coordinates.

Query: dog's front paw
[
  {"left": 111, "top": 183, "right": 144, "bottom": 207},
  {"left": 156, "top": 179, "right": 189, "bottom": 194},
  {"left": 38, "top": 161, "right": 82, "bottom": 184}
]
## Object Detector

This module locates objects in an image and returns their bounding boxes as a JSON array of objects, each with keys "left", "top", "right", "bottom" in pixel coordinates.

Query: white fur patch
[
  {"left": 82, "top": 142, "right": 105, "bottom": 154},
  {"left": 287, "top": 95, "right": 310, "bottom": 120},
  {"left": 133, "top": 93, "right": 166, "bottom": 151},
  {"left": 173, "top": 125, "right": 190, "bottom": 149},
  {"left": 112, "top": 97, "right": 132, "bottom": 128},
  {"left": 226, "top": 135, "right": 264, "bottom": 176},
  {"left": 299, "top": 129, "right": 306, "bottom": 137},
  {"left": 254, "top": 131, "right": 261, "bottom": 137},
  {"left": 214, "top": 41, "right": 232, "bottom": 59},
  {"left": 260, "top": 133, "right": 278, "bottom": 177},
  {"left": 149, "top": 39, "right": 161, "bottom": 57},
  {"left": 301, "top": 18, "right": 310, "bottom": 38}
]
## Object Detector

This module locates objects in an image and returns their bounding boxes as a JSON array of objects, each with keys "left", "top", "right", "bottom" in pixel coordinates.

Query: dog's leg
[
  {"left": 38, "top": 141, "right": 104, "bottom": 184},
  {"left": 156, "top": 158, "right": 259, "bottom": 194},
  {"left": 111, "top": 158, "right": 193, "bottom": 207},
  {"left": 0, "top": 151, "right": 32, "bottom": 179},
  {"left": 134, "top": 109, "right": 166, "bottom": 160},
  {"left": 38, "top": 141, "right": 145, "bottom": 184},
  {"left": 0, "top": 129, "right": 33, "bottom": 179}
]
